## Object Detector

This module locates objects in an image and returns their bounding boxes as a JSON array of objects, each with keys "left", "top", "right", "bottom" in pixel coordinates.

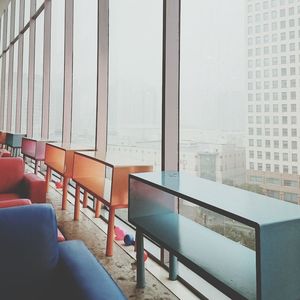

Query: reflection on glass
[
  {"left": 108, "top": 0, "right": 162, "bottom": 170},
  {"left": 49, "top": 0, "right": 64, "bottom": 141},
  {"left": 33, "top": 12, "right": 44, "bottom": 138},
  {"left": 72, "top": 0, "right": 97, "bottom": 147}
]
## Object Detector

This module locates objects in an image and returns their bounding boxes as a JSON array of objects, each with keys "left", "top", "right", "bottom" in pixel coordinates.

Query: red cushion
[
  {"left": 0, "top": 158, "right": 24, "bottom": 193},
  {"left": 0, "top": 193, "right": 21, "bottom": 200},
  {"left": 0, "top": 149, "right": 11, "bottom": 157},
  {"left": 0, "top": 199, "right": 32, "bottom": 208}
]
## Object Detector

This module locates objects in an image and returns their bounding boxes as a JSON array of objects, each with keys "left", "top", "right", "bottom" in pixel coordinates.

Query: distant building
[{"left": 246, "top": 0, "right": 300, "bottom": 204}]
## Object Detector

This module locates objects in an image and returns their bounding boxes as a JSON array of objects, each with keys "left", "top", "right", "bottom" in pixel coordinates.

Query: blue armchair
[{"left": 0, "top": 204, "right": 127, "bottom": 300}]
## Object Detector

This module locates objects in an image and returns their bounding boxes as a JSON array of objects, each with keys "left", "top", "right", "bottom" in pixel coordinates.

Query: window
[
  {"left": 49, "top": 0, "right": 64, "bottom": 141},
  {"left": 21, "top": 30, "right": 29, "bottom": 132},
  {"left": 72, "top": 0, "right": 98, "bottom": 146},
  {"left": 108, "top": 0, "right": 162, "bottom": 170},
  {"left": 32, "top": 12, "right": 44, "bottom": 138},
  {"left": 11, "top": 41, "right": 18, "bottom": 132}
]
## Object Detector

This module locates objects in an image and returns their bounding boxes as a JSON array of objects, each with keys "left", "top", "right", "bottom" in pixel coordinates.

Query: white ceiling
[{"left": 0, "top": 0, "right": 10, "bottom": 18}]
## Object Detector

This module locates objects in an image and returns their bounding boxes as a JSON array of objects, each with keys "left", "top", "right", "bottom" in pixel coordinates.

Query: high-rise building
[{"left": 246, "top": 0, "right": 300, "bottom": 205}]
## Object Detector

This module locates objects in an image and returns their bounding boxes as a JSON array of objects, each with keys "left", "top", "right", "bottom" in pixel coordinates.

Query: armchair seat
[
  {"left": 0, "top": 157, "right": 46, "bottom": 203},
  {"left": 0, "top": 204, "right": 127, "bottom": 300}
]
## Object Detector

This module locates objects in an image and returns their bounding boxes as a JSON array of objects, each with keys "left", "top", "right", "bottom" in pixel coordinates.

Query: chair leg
[
  {"left": 45, "top": 167, "right": 52, "bottom": 193},
  {"left": 106, "top": 207, "right": 115, "bottom": 257},
  {"left": 83, "top": 191, "right": 88, "bottom": 208},
  {"left": 95, "top": 198, "right": 101, "bottom": 218},
  {"left": 62, "top": 177, "right": 69, "bottom": 210},
  {"left": 74, "top": 184, "right": 81, "bottom": 221}
]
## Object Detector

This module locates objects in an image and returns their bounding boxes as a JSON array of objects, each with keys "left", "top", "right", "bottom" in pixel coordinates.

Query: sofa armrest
[
  {"left": 0, "top": 198, "right": 32, "bottom": 208},
  {"left": 22, "top": 173, "right": 47, "bottom": 203},
  {"left": 57, "top": 240, "right": 127, "bottom": 300}
]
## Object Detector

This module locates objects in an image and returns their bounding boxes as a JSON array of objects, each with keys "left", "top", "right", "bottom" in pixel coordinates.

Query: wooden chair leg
[
  {"left": 45, "top": 167, "right": 52, "bottom": 193},
  {"left": 83, "top": 191, "right": 88, "bottom": 208},
  {"left": 95, "top": 198, "right": 101, "bottom": 218},
  {"left": 62, "top": 177, "right": 69, "bottom": 210},
  {"left": 74, "top": 184, "right": 81, "bottom": 221},
  {"left": 106, "top": 207, "right": 115, "bottom": 257}
]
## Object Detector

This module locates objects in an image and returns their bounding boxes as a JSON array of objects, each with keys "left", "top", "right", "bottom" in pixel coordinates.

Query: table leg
[
  {"left": 106, "top": 207, "right": 115, "bottom": 257},
  {"left": 83, "top": 191, "right": 88, "bottom": 208},
  {"left": 62, "top": 177, "right": 69, "bottom": 210},
  {"left": 45, "top": 167, "right": 52, "bottom": 192},
  {"left": 74, "top": 184, "right": 81, "bottom": 221},
  {"left": 136, "top": 228, "right": 145, "bottom": 288},
  {"left": 169, "top": 253, "right": 178, "bottom": 280}
]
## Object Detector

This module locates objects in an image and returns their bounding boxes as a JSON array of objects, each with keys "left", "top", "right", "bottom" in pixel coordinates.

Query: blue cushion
[
  {"left": 0, "top": 204, "right": 59, "bottom": 299},
  {"left": 57, "top": 240, "right": 127, "bottom": 300}
]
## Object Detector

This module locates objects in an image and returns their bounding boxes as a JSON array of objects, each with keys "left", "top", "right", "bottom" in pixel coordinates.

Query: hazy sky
[{"left": 180, "top": 0, "right": 246, "bottom": 131}]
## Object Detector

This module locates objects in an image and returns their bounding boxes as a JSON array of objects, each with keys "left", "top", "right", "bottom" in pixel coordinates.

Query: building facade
[{"left": 246, "top": 0, "right": 300, "bottom": 204}]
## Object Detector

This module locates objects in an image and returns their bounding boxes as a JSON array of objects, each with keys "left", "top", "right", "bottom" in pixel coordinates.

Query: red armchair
[{"left": 0, "top": 157, "right": 46, "bottom": 203}]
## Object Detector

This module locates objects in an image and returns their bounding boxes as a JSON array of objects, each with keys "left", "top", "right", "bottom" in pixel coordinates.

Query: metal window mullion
[
  {"left": 41, "top": 0, "right": 51, "bottom": 139},
  {"left": 96, "top": 0, "right": 109, "bottom": 154},
  {"left": 161, "top": 0, "right": 180, "bottom": 269},
  {"left": 15, "top": 34, "right": 24, "bottom": 132},
  {"left": 62, "top": 0, "right": 73, "bottom": 144},
  {"left": 0, "top": 10, "right": 8, "bottom": 130},
  {"left": 6, "top": 46, "right": 14, "bottom": 130},
  {"left": 19, "top": 0, "right": 25, "bottom": 31},
  {"left": 162, "top": 0, "right": 180, "bottom": 172},
  {"left": 15, "top": 0, "right": 25, "bottom": 132},
  {"left": 10, "top": 0, "right": 16, "bottom": 43},
  {"left": 27, "top": 18, "right": 36, "bottom": 137},
  {"left": 0, "top": 53, "right": 6, "bottom": 129},
  {"left": 2, "top": 9, "right": 7, "bottom": 53}
]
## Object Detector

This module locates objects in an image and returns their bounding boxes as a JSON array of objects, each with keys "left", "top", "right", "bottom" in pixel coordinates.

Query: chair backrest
[
  {"left": 0, "top": 157, "right": 24, "bottom": 193},
  {"left": 0, "top": 204, "right": 59, "bottom": 299}
]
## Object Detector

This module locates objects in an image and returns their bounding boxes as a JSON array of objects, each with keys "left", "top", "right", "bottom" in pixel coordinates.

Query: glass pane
[
  {"left": 21, "top": 29, "right": 29, "bottom": 133},
  {"left": 32, "top": 12, "right": 44, "bottom": 138},
  {"left": 36, "top": 0, "right": 44, "bottom": 11},
  {"left": 180, "top": 0, "right": 300, "bottom": 293},
  {"left": 24, "top": 0, "right": 30, "bottom": 25},
  {"left": 15, "top": 0, "right": 20, "bottom": 37},
  {"left": 72, "top": 0, "right": 97, "bottom": 147},
  {"left": 107, "top": 0, "right": 162, "bottom": 170},
  {"left": 49, "top": 0, "right": 64, "bottom": 141},
  {"left": 11, "top": 41, "right": 18, "bottom": 132}
]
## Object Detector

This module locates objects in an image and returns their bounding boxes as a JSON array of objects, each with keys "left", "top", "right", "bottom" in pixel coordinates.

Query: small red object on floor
[{"left": 55, "top": 181, "right": 63, "bottom": 189}]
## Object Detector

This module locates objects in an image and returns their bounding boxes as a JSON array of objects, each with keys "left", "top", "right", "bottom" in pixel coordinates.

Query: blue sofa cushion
[
  {"left": 0, "top": 204, "right": 59, "bottom": 299},
  {"left": 57, "top": 240, "right": 127, "bottom": 300}
]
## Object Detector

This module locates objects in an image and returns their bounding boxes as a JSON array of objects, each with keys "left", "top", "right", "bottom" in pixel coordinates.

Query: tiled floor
[{"left": 47, "top": 186, "right": 180, "bottom": 300}]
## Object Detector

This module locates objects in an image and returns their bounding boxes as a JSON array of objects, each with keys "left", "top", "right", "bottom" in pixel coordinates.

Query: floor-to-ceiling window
[
  {"left": 32, "top": 11, "right": 44, "bottom": 138},
  {"left": 107, "top": 0, "right": 163, "bottom": 170},
  {"left": 21, "top": 29, "right": 29, "bottom": 133},
  {"left": 11, "top": 41, "right": 18, "bottom": 132},
  {"left": 49, "top": 0, "right": 64, "bottom": 141},
  {"left": 71, "top": 0, "right": 97, "bottom": 147}
]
